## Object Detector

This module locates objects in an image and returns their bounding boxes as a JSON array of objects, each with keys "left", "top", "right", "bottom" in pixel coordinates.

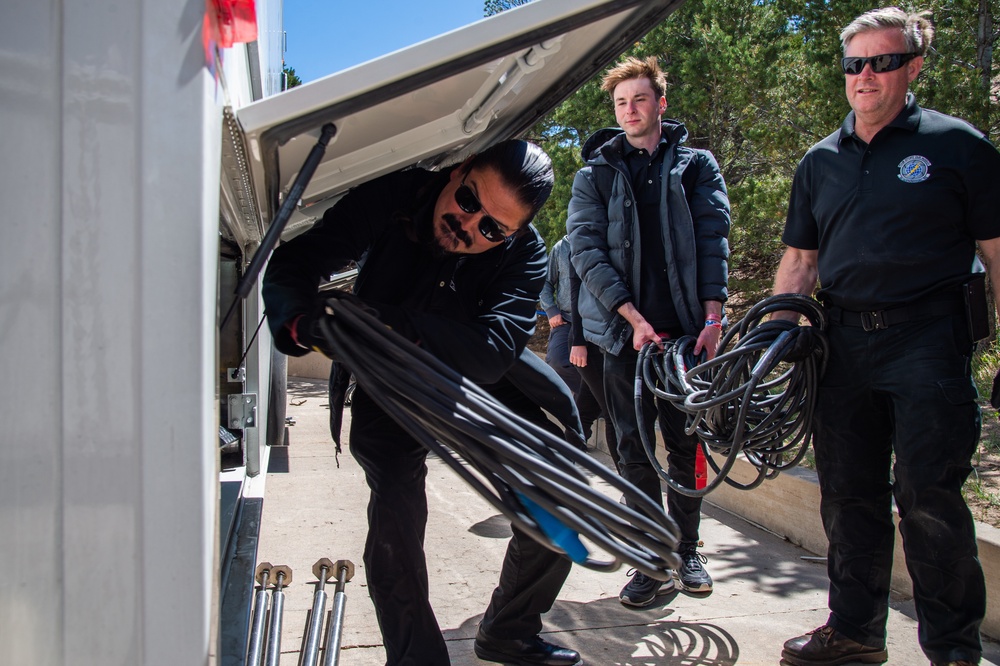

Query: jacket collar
[{"left": 582, "top": 119, "right": 689, "bottom": 166}]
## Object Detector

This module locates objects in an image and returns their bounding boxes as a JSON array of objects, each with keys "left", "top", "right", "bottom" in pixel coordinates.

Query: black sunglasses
[
  {"left": 841, "top": 52, "right": 917, "bottom": 75},
  {"left": 455, "top": 180, "right": 509, "bottom": 243}
]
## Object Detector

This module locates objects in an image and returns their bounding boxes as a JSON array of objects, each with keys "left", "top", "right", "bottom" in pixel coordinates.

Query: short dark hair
[
  {"left": 601, "top": 56, "right": 667, "bottom": 100},
  {"left": 841, "top": 6, "right": 934, "bottom": 56},
  {"left": 465, "top": 139, "right": 553, "bottom": 222}
]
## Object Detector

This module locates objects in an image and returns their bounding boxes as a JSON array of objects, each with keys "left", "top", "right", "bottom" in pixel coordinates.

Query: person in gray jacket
[
  {"left": 540, "top": 236, "right": 583, "bottom": 394},
  {"left": 540, "top": 235, "right": 606, "bottom": 444},
  {"left": 567, "top": 55, "right": 731, "bottom": 608}
]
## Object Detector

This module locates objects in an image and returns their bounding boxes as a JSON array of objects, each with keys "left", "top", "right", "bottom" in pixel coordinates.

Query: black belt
[{"left": 826, "top": 298, "right": 964, "bottom": 331}]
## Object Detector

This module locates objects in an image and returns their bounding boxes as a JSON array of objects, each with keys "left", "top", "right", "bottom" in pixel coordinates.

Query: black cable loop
[
  {"left": 635, "top": 294, "right": 828, "bottom": 498},
  {"left": 314, "top": 294, "right": 682, "bottom": 579}
]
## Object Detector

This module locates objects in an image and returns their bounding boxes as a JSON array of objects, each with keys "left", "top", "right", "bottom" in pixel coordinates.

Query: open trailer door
[
  {"left": 228, "top": 0, "right": 687, "bottom": 243},
  {"left": 216, "top": 0, "right": 688, "bottom": 662}
]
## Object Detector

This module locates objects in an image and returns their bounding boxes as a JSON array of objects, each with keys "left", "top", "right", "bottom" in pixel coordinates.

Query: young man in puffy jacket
[{"left": 567, "top": 56, "right": 731, "bottom": 608}]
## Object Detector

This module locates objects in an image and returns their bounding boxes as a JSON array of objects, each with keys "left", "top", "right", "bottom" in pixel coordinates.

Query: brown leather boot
[{"left": 781, "top": 625, "right": 888, "bottom": 666}]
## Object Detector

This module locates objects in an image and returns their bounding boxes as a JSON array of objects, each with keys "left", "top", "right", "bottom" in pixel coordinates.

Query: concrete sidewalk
[{"left": 255, "top": 378, "right": 1000, "bottom": 665}]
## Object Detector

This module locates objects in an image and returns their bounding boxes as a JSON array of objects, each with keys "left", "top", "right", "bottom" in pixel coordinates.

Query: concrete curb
[{"left": 706, "top": 456, "right": 1000, "bottom": 639}]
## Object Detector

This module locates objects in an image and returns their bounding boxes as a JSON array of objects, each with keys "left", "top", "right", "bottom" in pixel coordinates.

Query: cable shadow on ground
[
  {"left": 692, "top": 503, "right": 829, "bottom": 598},
  {"left": 568, "top": 444, "right": 831, "bottom": 599},
  {"left": 447, "top": 597, "right": 740, "bottom": 666},
  {"left": 443, "top": 434, "right": 820, "bottom": 596},
  {"left": 468, "top": 514, "right": 514, "bottom": 539},
  {"left": 455, "top": 450, "right": 829, "bottom": 601}
]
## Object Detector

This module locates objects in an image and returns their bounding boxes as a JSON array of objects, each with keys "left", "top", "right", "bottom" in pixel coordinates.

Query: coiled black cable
[
  {"left": 636, "top": 294, "right": 828, "bottom": 498},
  {"left": 315, "top": 293, "right": 682, "bottom": 579}
]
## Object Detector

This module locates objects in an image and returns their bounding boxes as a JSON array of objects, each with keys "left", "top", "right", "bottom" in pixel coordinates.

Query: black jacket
[
  {"left": 262, "top": 166, "right": 582, "bottom": 444},
  {"left": 567, "top": 120, "right": 730, "bottom": 355}
]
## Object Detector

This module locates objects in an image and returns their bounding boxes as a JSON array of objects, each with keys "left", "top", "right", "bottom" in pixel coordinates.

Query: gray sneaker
[
  {"left": 619, "top": 569, "right": 675, "bottom": 607},
  {"left": 675, "top": 547, "right": 713, "bottom": 592}
]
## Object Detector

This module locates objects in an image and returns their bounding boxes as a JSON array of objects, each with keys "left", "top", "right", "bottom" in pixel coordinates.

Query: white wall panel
[{"left": 0, "top": 1, "right": 218, "bottom": 664}]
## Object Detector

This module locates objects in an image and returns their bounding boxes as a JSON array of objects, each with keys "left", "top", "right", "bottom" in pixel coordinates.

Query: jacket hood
[{"left": 580, "top": 119, "right": 690, "bottom": 165}]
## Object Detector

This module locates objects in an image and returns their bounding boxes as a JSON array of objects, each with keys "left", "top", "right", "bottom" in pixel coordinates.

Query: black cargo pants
[{"left": 814, "top": 314, "right": 985, "bottom": 664}]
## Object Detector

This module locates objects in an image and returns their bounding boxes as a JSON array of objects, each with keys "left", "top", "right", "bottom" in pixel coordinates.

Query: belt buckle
[{"left": 860, "top": 310, "right": 886, "bottom": 331}]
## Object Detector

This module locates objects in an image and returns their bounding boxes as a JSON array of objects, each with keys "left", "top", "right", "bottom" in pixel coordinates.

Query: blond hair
[{"left": 601, "top": 56, "right": 667, "bottom": 100}]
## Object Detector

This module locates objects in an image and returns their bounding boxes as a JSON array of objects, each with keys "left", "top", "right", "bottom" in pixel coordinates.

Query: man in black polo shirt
[{"left": 772, "top": 8, "right": 1000, "bottom": 666}]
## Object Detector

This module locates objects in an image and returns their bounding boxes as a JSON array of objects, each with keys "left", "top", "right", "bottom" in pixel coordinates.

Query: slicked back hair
[
  {"left": 840, "top": 6, "right": 934, "bottom": 56},
  {"left": 464, "top": 139, "right": 553, "bottom": 224}
]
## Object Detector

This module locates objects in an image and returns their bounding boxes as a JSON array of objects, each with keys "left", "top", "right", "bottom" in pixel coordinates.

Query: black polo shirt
[
  {"left": 625, "top": 136, "right": 680, "bottom": 332},
  {"left": 782, "top": 93, "right": 1000, "bottom": 311}
]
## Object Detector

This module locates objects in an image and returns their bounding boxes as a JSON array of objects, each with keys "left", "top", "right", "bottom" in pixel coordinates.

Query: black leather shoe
[
  {"left": 781, "top": 625, "right": 887, "bottom": 666},
  {"left": 474, "top": 628, "right": 582, "bottom": 665}
]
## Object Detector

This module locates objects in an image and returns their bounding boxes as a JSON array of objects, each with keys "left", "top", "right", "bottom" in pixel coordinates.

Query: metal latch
[{"left": 227, "top": 393, "right": 258, "bottom": 429}]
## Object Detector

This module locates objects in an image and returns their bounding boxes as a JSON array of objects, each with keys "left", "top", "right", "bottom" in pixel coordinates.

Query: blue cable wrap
[{"left": 516, "top": 492, "right": 589, "bottom": 563}]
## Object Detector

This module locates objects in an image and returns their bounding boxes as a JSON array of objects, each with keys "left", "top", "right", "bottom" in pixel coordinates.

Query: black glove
[
  {"left": 321, "top": 289, "right": 413, "bottom": 340},
  {"left": 751, "top": 319, "right": 796, "bottom": 337},
  {"left": 784, "top": 325, "right": 825, "bottom": 362},
  {"left": 291, "top": 299, "right": 337, "bottom": 358},
  {"left": 990, "top": 368, "right": 1000, "bottom": 411},
  {"left": 319, "top": 289, "right": 380, "bottom": 318},
  {"left": 295, "top": 291, "right": 385, "bottom": 358}
]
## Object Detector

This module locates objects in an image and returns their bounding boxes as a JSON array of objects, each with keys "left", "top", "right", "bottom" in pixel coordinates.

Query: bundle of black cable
[
  {"left": 315, "top": 293, "right": 682, "bottom": 579},
  {"left": 637, "top": 293, "right": 828, "bottom": 498}
]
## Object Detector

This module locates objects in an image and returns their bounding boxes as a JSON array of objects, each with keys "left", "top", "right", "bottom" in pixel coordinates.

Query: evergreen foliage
[
  {"left": 283, "top": 65, "right": 302, "bottom": 90},
  {"left": 526, "top": 0, "right": 998, "bottom": 316}
]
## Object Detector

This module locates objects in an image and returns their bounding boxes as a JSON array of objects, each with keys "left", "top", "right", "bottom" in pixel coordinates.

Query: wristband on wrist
[{"left": 705, "top": 319, "right": 722, "bottom": 329}]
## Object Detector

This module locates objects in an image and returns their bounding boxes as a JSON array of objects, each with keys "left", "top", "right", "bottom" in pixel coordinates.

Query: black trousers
[
  {"left": 603, "top": 345, "right": 702, "bottom": 545},
  {"left": 545, "top": 322, "right": 582, "bottom": 396},
  {"left": 814, "top": 315, "right": 985, "bottom": 664},
  {"left": 349, "top": 384, "right": 571, "bottom": 665},
  {"left": 573, "top": 339, "right": 617, "bottom": 457},
  {"left": 547, "top": 325, "right": 605, "bottom": 442}
]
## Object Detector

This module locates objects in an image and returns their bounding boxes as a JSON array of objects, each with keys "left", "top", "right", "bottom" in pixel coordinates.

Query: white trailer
[{"left": 0, "top": 1, "right": 685, "bottom": 663}]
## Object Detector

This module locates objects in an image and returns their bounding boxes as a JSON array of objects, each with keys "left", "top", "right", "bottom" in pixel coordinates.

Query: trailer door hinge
[{"left": 227, "top": 393, "right": 258, "bottom": 429}]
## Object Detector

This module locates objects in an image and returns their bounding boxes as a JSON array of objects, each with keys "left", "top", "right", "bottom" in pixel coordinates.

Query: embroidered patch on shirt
[{"left": 897, "top": 155, "right": 931, "bottom": 183}]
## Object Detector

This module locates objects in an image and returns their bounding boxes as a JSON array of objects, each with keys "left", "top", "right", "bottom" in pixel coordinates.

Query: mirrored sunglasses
[
  {"left": 841, "top": 52, "right": 917, "bottom": 75},
  {"left": 455, "top": 182, "right": 507, "bottom": 243}
]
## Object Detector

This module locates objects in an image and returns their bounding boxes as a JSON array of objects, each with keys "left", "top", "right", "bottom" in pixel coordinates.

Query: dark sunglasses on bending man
[
  {"left": 841, "top": 52, "right": 917, "bottom": 75},
  {"left": 455, "top": 179, "right": 510, "bottom": 243}
]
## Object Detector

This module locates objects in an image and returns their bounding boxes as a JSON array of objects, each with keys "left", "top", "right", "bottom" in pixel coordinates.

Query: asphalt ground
[{"left": 253, "top": 377, "right": 1000, "bottom": 665}]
